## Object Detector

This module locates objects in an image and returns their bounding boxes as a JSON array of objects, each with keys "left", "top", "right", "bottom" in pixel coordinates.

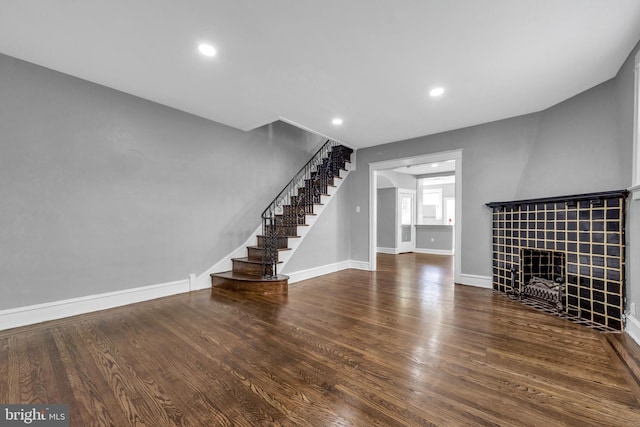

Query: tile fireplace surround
[{"left": 487, "top": 190, "right": 629, "bottom": 330}]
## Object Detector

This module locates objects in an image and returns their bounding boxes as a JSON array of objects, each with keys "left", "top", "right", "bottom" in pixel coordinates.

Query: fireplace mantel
[
  {"left": 487, "top": 189, "right": 629, "bottom": 330},
  {"left": 486, "top": 190, "right": 629, "bottom": 209}
]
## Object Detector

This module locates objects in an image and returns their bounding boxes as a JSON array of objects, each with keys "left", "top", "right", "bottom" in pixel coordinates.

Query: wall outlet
[
  {"left": 356, "top": 206, "right": 360, "bottom": 213},
  {"left": 430, "top": 238, "right": 435, "bottom": 242}
]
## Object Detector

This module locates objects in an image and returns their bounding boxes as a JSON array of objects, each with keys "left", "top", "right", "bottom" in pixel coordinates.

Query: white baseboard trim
[
  {"left": 287, "top": 260, "right": 371, "bottom": 284},
  {"left": 377, "top": 247, "right": 399, "bottom": 254},
  {"left": 457, "top": 273, "right": 493, "bottom": 289},
  {"left": 413, "top": 248, "right": 454, "bottom": 256},
  {"left": 0, "top": 278, "right": 190, "bottom": 331},
  {"left": 626, "top": 314, "right": 640, "bottom": 346},
  {"left": 349, "top": 260, "right": 371, "bottom": 271},
  {"left": 288, "top": 261, "right": 351, "bottom": 284}
]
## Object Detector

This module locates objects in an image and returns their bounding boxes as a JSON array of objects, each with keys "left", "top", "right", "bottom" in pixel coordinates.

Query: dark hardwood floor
[{"left": 2, "top": 253, "right": 640, "bottom": 426}]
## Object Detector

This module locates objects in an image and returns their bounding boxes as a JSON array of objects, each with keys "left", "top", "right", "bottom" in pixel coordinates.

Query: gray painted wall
[
  {"left": 376, "top": 170, "right": 396, "bottom": 188},
  {"left": 0, "top": 53, "right": 324, "bottom": 310},
  {"left": 350, "top": 40, "right": 638, "bottom": 283},
  {"left": 416, "top": 226, "right": 453, "bottom": 251},
  {"left": 376, "top": 170, "right": 416, "bottom": 189},
  {"left": 350, "top": 113, "right": 538, "bottom": 276},
  {"left": 376, "top": 188, "right": 396, "bottom": 249},
  {"left": 394, "top": 173, "right": 417, "bottom": 190},
  {"left": 281, "top": 174, "right": 352, "bottom": 273},
  {"left": 516, "top": 78, "right": 629, "bottom": 198}
]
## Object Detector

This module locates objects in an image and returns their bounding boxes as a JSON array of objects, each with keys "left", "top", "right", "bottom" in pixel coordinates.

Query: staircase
[{"left": 211, "top": 140, "right": 353, "bottom": 294}]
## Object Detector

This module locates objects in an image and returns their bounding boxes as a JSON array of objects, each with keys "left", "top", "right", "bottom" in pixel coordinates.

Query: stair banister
[{"left": 261, "top": 139, "right": 340, "bottom": 278}]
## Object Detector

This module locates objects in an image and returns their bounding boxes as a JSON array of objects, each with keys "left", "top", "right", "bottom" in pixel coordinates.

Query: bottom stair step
[
  {"left": 211, "top": 271, "right": 288, "bottom": 294},
  {"left": 232, "top": 257, "right": 281, "bottom": 276}
]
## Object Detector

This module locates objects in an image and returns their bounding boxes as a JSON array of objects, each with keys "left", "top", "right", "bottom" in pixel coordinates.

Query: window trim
[{"left": 420, "top": 187, "right": 443, "bottom": 224}]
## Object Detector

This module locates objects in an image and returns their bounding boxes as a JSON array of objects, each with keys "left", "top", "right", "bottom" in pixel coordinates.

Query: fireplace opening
[{"left": 519, "top": 249, "right": 566, "bottom": 312}]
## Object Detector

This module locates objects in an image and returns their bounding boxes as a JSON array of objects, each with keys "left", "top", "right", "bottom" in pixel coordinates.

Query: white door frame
[
  {"left": 369, "top": 149, "right": 462, "bottom": 283},
  {"left": 397, "top": 189, "right": 416, "bottom": 253}
]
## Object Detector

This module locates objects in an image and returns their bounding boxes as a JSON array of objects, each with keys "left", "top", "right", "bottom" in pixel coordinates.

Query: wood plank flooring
[{"left": 1, "top": 253, "right": 640, "bottom": 426}]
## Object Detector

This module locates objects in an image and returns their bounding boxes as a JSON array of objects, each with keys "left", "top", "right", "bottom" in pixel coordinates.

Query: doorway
[{"left": 369, "top": 149, "right": 462, "bottom": 283}]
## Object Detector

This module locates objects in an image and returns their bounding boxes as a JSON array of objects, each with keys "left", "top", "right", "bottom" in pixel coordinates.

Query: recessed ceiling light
[
  {"left": 198, "top": 43, "right": 216, "bottom": 57},
  {"left": 429, "top": 87, "right": 444, "bottom": 97},
  {"left": 332, "top": 118, "right": 343, "bottom": 125},
  {"left": 432, "top": 163, "right": 439, "bottom": 167}
]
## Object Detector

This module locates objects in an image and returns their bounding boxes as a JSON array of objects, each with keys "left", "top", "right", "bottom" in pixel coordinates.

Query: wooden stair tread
[
  {"left": 284, "top": 207, "right": 324, "bottom": 211},
  {"left": 298, "top": 188, "right": 333, "bottom": 193},
  {"left": 233, "top": 257, "right": 282, "bottom": 264},
  {"left": 271, "top": 218, "right": 310, "bottom": 224},
  {"left": 288, "top": 201, "right": 325, "bottom": 206},
  {"left": 211, "top": 271, "right": 288, "bottom": 294},
  {"left": 211, "top": 271, "right": 289, "bottom": 282},
  {"left": 277, "top": 212, "right": 317, "bottom": 216},
  {"left": 247, "top": 246, "right": 291, "bottom": 252}
]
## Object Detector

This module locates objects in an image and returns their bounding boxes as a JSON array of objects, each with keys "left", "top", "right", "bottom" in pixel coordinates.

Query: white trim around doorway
[{"left": 369, "top": 149, "right": 463, "bottom": 284}]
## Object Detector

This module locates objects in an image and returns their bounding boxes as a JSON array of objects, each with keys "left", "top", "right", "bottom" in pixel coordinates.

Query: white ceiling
[{"left": 2, "top": 1, "right": 640, "bottom": 149}]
